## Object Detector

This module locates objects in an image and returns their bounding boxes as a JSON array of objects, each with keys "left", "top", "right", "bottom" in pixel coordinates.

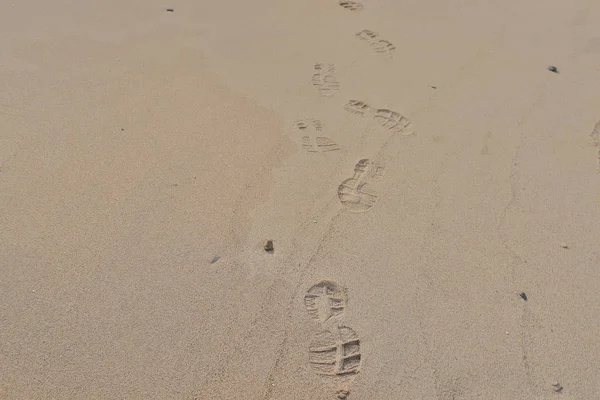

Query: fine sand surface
[{"left": 2, "top": 0, "right": 600, "bottom": 399}]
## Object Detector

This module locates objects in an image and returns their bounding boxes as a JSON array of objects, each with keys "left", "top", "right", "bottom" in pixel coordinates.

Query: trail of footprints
[
  {"left": 304, "top": 281, "right": 361, "bottom": 399},
  {"left": 288, "top": 3, "right": 411, "bottom": 399},
  {"left": 281, "top": 0, "right": 600, "bottom": 397}
]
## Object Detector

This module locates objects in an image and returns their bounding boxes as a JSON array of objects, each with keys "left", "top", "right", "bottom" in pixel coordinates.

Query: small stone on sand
[
  {"left": 552, "top": 382, "right": 563, "bottom": 392},
  {"left": 548, "top": 65, "right": 558, "bottom": 73},
  {"left": 336, "top": 390, "right": 349, "bottom": 399},
  {"left": 519, "top": 292, "right": 528, "bottom": 301},
  {"left": 264, "top": 240, "right": 274, "bottom": 253}
]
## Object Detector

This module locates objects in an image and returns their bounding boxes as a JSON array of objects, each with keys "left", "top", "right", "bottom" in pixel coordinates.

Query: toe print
[{"left": 344, "top": 100, "right": 413, "bottom": 135}]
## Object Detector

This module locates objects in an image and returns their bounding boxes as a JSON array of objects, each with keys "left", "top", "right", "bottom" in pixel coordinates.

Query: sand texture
[{"left": 2, "top": 0, "right": 600, "bottom": 399}]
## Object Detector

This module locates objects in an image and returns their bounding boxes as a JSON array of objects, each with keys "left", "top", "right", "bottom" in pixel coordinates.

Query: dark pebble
[
  {"left": 166, "top": 8, "right": 174, "bottom": 12},
  {"left": 548, "top": 65, "right": 558, "bottom": 73},
  {"left": 553, "top": 382, "right": 563, "bottom": 392},
  {"left": 519, "top": 292, "right": 528, "bottom": 301},
  {"left": 264, "top": 240, "right": 274, "bottom": 253}
]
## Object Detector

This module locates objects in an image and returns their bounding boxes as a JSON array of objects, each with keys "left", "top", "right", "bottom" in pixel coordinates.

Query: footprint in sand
[
  {"left": 590, "top": 121, "right": 600, "bottom": 169},
  {"left": 344, "top": 100, "right": 412, "bottom": 135},
  {"left": 355, "top": 30, "right": 396, "bottom": 58},
  {"left": 338, "top": 0, "right": 363, "bottom": 11},
  {"left": 338, "top": 159, "right": 385, "bottom": 212},
  {"left": 308, "top": 327, "right": 361, "bottom": 377},
  {"left": 343, "top": 99, "right": 374, "bottom": 117},
  {"left": 305, "top": 280, "right": 348, "bottom": 324},
  {"left": 304, "top": 281, "right": 361, "bottom": 399},
  {"left": 293, "top": 119, "right": 340, "bottom": 153},
  {"left": 312, "top": 64, "right": 341, "bottom": 97}
]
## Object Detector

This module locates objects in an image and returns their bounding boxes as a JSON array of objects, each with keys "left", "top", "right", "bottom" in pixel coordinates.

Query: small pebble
[
  {"left": 166, "top": 8, "right": 174, "bottom": 12},
  {"left": 552, "top": 382, "right": 563, "bottom": 392},
  {"left": 430, "top": 85, "right": 437, "bottom": 89},
  {"left": 264, "top": 240, "right": 274, "bottom": 253},
  {"left": 548, "top": 65, "right": 559, "bottom": 73},
  {"left": 210, "top": 255, "right": 220, "bottom": 264},
  {"left": 560, "top": 242, "right": 569, "bottom": 249},
  {"left": 336, "top": 390, "right": 349, "bottom": 399},
  {"left": 519, "top": 292, "right": 528, "bottom": 301}
]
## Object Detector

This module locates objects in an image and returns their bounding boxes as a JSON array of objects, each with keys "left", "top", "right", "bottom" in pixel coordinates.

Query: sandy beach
[{"left": 2, "top": 0, "right": 600, "bottom": 399}]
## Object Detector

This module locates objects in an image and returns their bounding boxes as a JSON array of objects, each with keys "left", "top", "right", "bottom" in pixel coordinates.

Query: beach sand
[{"left": 2, "top": 0, "right": 600, "bottom": 399}]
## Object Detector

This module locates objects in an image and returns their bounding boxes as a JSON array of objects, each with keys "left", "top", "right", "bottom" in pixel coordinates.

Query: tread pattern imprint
[
  {"left": 304, "top": 281, "right": 361, "bottom": 399},
  {"left": 339, "top": 0, "right": 363, "bottom": 11},
  {"left": 338, "top": 159, "right": 385, "bottom": 213},
  {"left": 356, "top": 30, "right": 396, "bottom": 58},
  {"left": 312, "top": 63, "right": 341, "bottom": 97},
  {"left": 344, "top": 100, "right": 413, "bottom": 136},
  {"left": 293, "top": 119, "right": 340, "bottom": 153}
]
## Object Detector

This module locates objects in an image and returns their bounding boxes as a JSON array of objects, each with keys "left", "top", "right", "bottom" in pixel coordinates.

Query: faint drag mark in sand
[
  {"left": 515, "top": 292, "right": 547, "bottom": 396},
  {"left": 338, "top": 159, "right": 385, "bottom": 213},
  {"left": 355, "top": 30, "right": 396, "bottom": 58},
  {"left": 495, "top": 91, "right": 557, "bottom": 394},
  {"left": 344, "top": 100, "right": 413, "bottom": 136},
  {"left": 590, "top": 121, "right": 600, "bottom": 170},
  {"left": 293, "top": 119, "right": 340, "bottom": 153},
  {"left": 304, "top": 281, "right": 361, "bottom": 399},
  {"left": 312, "top": 64, "right": 341, "bottom": 97},
  {"left": 339, "top": 0, "right": 363, "bottom": 11}
]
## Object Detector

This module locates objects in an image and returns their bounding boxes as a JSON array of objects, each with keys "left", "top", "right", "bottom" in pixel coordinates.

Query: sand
[{"left": 1, "top": 0, "right": 600, "bottom": 399}]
